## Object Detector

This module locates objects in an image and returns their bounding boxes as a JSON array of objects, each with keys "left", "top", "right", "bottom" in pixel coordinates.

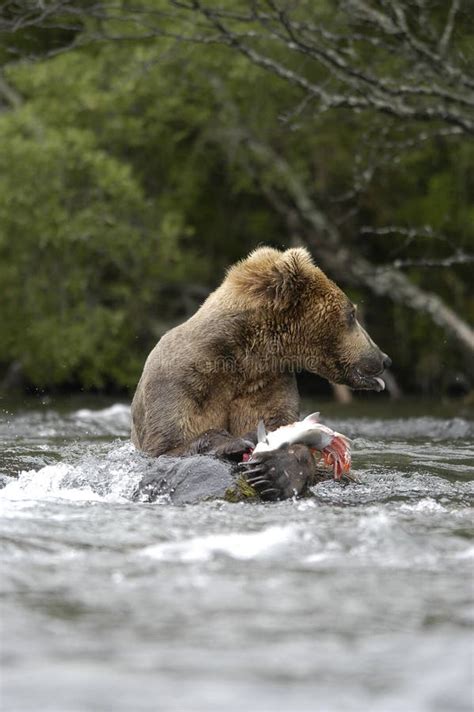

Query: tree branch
[{"left": 237, "top": 133, "right": 474, "bottom": 361}]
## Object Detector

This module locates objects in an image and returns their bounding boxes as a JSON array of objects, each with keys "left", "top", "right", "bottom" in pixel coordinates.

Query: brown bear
[{"left": 131, "top": 246, "right": 390, "bottom": 467}]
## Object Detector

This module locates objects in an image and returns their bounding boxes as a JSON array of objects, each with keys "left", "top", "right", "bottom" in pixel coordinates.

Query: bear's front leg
[
  {"left": 237, "top": 444, "right": 318, "bottom": 501},
  {"left": 183, "top": 429, "right": 255, "bottom": 462}
]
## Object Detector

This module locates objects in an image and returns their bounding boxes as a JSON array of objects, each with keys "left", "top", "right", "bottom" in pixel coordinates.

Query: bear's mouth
[{"left": 347, "top": 368, "right": 386, "bottom": 392}]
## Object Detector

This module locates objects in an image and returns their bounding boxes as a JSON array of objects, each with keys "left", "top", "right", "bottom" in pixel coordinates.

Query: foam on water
[
  {"left": 142, "top": 525, "right": 298, "bottom": 562},
  {"left": 73, "top": 403, "right": 132, "bottom": 434},
  {"left": 0, "top": 463, "right": 106, "bottom": 503},
  {"left": 0, "top": 440, "right": 146, "bottom": 507},
  {"left": 399, "top": 497, "right": 447, "bottom": 513},
  {"left": 0, "top": 401, "right": 473, "bottom": 712}
]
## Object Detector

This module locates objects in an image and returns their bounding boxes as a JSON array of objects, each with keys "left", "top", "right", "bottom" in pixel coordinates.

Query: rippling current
[{"left": 0, "top": 398, "right": 473, "bottom": 712}]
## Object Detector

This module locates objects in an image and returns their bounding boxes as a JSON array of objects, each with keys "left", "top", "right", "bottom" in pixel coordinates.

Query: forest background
[{"left": 0, "top": 0, "right": 473, "bottom": 399}]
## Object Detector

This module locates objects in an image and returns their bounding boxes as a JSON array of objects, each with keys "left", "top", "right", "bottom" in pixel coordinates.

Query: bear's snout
[
  {"left": 356, "top": 347, "right": 386, "bottom": 376},
  {"left": 345, "top": 342, "right": 391, "bottom": 392}
]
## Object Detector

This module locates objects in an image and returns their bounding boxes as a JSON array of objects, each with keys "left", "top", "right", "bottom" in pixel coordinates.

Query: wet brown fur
[{"left": 131, "top": 247, "right": 388, "bottom": 456}]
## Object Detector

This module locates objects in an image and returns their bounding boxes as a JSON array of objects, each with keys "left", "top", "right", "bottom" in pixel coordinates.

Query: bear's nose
[{"left": 382, "top": 354, "right": 392, "bottom": 369}]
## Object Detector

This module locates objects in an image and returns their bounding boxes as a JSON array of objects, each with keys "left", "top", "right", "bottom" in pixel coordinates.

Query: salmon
[{"left": 252, "top": 412, "right": 351, "bottom": 480}]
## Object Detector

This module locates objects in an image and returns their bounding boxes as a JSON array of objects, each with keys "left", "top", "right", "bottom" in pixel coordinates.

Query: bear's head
[{"left": 227, "top": 246, "right": 391, "bottom": 391}]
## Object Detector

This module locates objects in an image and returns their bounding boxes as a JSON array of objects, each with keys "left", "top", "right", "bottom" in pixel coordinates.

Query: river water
[{"left": 0, "top": 397, "right": 473, "bottom": 712}]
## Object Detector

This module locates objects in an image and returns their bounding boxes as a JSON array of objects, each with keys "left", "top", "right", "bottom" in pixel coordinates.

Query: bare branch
[
  {"left": 231, "top": 131, "right": 474, "bottom": 360},
  {"left": 0, "top": 72, "right": 22, "bottom": 108},
  {"left": 439, "top": 0, "right": 461, "bottom": 56},
  {"left": 3, "top": 2, "right": 473, "bottom": 132},
  {"left": 383, "top": 254, "right": 474, "bottom": 270}
]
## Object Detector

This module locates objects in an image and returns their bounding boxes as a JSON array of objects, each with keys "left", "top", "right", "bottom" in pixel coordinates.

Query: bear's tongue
[{"left": 374, "top": 377, "right": 385, "bottom": 391}]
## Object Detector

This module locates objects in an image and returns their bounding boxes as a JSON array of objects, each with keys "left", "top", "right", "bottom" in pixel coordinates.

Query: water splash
[
  {"left": 142, "top": 525, "right": 298, "bottom": 562},
  {"left": 0, "top": 402, "right": 473, "bottom": 712}
]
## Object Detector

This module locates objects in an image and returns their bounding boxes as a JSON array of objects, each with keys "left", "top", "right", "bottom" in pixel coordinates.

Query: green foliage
[
  {"left": 0, "top": 3, "right": 472, "bottom": 394},
  {"left": 0, "top": 91, "right": 199, "bottom": 388}
]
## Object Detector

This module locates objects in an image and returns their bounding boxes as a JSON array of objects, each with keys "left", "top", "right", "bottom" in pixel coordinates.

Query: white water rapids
[{"left": 0, "top": 399, "right": 472, "bottom": 712}]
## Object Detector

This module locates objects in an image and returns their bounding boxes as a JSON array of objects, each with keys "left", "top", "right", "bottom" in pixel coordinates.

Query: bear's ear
[{"left": 226, "top": 246, "right": 316, "bottom": 306}]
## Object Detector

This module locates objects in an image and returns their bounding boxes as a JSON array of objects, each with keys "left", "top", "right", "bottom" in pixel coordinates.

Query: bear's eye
[{"left": 347, "top": 307, "right": 357, "bottom": 326}]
